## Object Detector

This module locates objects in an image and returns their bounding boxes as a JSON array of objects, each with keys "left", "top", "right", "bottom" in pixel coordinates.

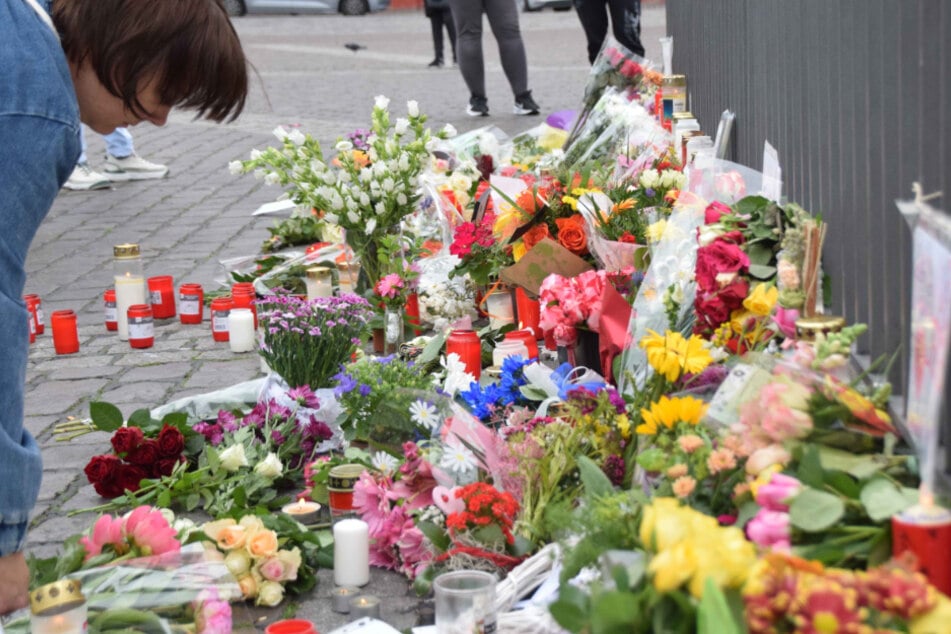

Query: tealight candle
[
  {"left": 333, "top": 518, "right": 370, "bottom": 587},
  {"left": 229, "top": 308, "right": 255, "bottom": 353},
  {"left": 349, "top": 595, "right": 381, "bottom": 620},
  {"left": 331, "top": 586, "right": 359, "bottom": 613},
  {"left": 305, "top": 266, "right": 334, "bottom": 299},
  {"left": 282, "top": 499, "right": 321, "bottom": 525}
]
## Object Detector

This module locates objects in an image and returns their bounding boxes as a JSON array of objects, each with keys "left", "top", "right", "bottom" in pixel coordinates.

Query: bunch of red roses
[
  {"left": 83, "top": 424, "right": 186, "bottom": 498},
  {"left": 693, "top": 201, "right": 751, "bottom": 337}
]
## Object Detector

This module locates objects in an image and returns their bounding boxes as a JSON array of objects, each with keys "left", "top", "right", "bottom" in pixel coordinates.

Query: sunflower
[{"left": 637, "top": 395, "right": 709, "bottom": 435}]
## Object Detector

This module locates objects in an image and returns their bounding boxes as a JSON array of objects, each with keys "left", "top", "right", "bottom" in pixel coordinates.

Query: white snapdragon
[
  {"left": 264, "top": 172, "right": 280, "bottom": 186},
  {"left": 442, "top": 123, "right": 457, "bottom": 138},
  {"left": 250, "top": 149, "right": 262, "bottom": 160},
  {"left": 407, "top": 100, "right": 419, "bottom": 117},
  {"left": 347, "top": 210, "right": 360, "bottom": 224},
  {"left": 359, "top": 192, "right": 371, "bottom": 206},
  {"left": 394, "top": 118, "right": 410, "bottom": 135},
  {"left": 272, "top": 126, "right": 289, "bottom": 141},
  {"left": 288, "top": 129, "right": 306, "bottom": 145},
  {"left": 228, "top": 161, "right": 243, "bottom": 175},
  {"left": 398, "top": 153, "right": 410, "bottom": 171},
  {"left": 374, "top": 202, "right": 386, "bottom": 215},
  {"left": 374, "top": 95, "right": 390, "bottom": 110},
  {"left": 396, "top": 193, "right": 408, "bottom": 206},
  {"left": 382, "top": 177, "right": 395, "bottom": 192}
]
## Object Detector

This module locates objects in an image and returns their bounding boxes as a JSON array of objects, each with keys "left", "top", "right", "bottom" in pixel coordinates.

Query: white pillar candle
[
  {"left": 485, "top": 288, "right": 515, "bottom": 330},
  {"left": 305, "top": 267, "right": 335, "bottom": 300},
  {"left": 114, "top": 275, "right": 147, "bottom": 341},
  {"left": 333, "top": 518, "right": 370, "bottom": 587},
  {"left": 228, "top": 308, "right": 256, "bottom": 353}
]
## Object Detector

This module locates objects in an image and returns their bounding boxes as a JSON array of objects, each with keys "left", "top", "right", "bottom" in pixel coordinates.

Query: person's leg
[
  {"left": 443, "top": 9, "right": 458, "bottom": 63},
  {"left": 607, "top": 0, "right": 644, "bottom": 57},
  {"left": 64, "top": 126, "right": 111, "bottom": 191},
  {"left": 78, "top": 125, "right": 88, "bottom": 164},
  {"left": 103, "top": 127, "right": 134, "bottom": 158},
  {"left": 429, "top": 14, "right": 444, "bottom": 64},
  {"left": 449, "top": 0, "right": 486, "bottom": 99},
  {"left": 573, "top": 0, "right": 610, "bottom": 64},
  {"left": 101, "top": 128, "right": 168, "bottom": 180},
  {"left": 482, "top": 0, "right": 533, "bottom": 104}
]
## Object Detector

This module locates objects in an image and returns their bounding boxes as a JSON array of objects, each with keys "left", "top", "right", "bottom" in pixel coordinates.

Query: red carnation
[
  {"left": 126, "top": 439, "right": 160, "bottom": 467},
  {"left": 110, "top": 426, "right": 144, "bottom": 455},
  {"left": 118, "top": 464, "right": 148, "bottom": 493},
  {"left": 156, "top": 424, "right": 185, "bottom": 458}
]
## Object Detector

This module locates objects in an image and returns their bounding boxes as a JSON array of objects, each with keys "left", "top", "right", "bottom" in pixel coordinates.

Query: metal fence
[{"left": 665, "top": 0, "right": 950, "bottom": 482}]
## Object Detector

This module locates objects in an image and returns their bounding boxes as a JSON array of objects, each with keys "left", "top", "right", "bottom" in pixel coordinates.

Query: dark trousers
[
  {"left": 429, "top": 9, "right": 457, "bottom": 62},
  {"left": 574, "top": 0, "right": 644, "bottom": 63}
]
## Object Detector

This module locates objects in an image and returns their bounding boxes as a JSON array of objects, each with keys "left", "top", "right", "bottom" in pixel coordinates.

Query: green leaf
[
  {"left": 789, "top": 488, "right": 845, "bottom": 532},
  {"left": 823, "top": 470, "right": 860, "bottom": 499},
  {"left": 748, "top": 264, "right": 777, "bottom": 279},
  {"left": 157, "top": 490, "right": 172, "bottom": 508},
  {"left": 746, "top": 243, "right": 774, "bottom": 266},
  {"left": 550, "top": 597, "right": 589, "bottom": 633},
  {"left": 90, "top": 401, "right": 124, "bottom": 432},
  {"left": 233, "top": 486, "right": 247, "bottom": 508},
  {"left": 161, "top": 412, "right": 189, "bottom": 429},
  {"left": 860, "top": 477, "right": 915, "bottom": 522},
  {"left": 793, "top": 542, "right": 845, "bottom": 566},
  {"left": 735, "top": 500, "right": 760, "bottom": 529},
  {"left": 591, "top": 591, "right": 639, "bottom": 633},
  {"left": 128, "top": 408, "right": 153, "bottom": 430},
  {"left": 818, "top": 446, "right": 884, "bottom": 480},
  {"left": 186, "top": 493, "right": 200, "bottom": 511},
  {"left": 577, "top": 455, "right": 616, "bottom": 498},
  {"left": 417, "top": 329, "right": 446, "bottom": 365},
  {"left": 796, "top": 445, "right": 825, "bottom": 489},
  {"left": 416, "top": 520, "right": 451, "bottom": 552},
  {"left": 698, "top": 580, "right": 742, "bottom": 634},
  {"left": 733, "top": 195, "right": 770, "bottom": 217}
]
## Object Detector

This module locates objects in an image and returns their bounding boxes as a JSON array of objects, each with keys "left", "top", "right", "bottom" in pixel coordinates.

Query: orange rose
[
  {"left": 237, "top": 574, "right": 258, "bottom": 600},
  {"left": 522, "top": 222, "right": 551, "bottom": 252},
  {"left": 217, "top": 525, "right": 248, "bottom": 551},
  {"left": 246, "top": 528, "right": 279, "bottom": 558},
  {"left": 555, "top": 215, "right": 588, "bottom": 256}
]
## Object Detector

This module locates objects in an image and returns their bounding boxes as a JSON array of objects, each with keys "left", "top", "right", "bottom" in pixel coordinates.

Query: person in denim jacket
[{"left": 0, "top": 0, "right": 248, "bottom": 613}]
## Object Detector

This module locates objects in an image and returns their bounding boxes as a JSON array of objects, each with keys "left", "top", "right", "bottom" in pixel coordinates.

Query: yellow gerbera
[
  {"left": 640, "top": 330, "right": 713, "bottom": 382},
  {"left": 637, "top": 395, "right": 708, "bottom": 435}
]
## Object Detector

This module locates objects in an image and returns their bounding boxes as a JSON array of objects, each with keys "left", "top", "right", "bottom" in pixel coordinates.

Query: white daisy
[
  {"left": 409, "top": 399, "right": 439, "bottom": 431},
  {"left": 439, "top": 442, "right": 476, "bottom": 477},
  {"left": 372, "top": 451, "right": 399, "bottom": 475}
]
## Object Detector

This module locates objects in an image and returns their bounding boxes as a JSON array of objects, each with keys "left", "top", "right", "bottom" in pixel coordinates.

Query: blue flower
[
  {"left": 334, "top": 372, "right": 357, "bottom": 397},
  {"left": 358, "top": 383, "right": 372, "bottom": 397}
]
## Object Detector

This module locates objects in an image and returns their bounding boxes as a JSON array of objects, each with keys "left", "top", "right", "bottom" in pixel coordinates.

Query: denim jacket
[{"left": 0, "top": 0, "right": 80, "bottom": 555}]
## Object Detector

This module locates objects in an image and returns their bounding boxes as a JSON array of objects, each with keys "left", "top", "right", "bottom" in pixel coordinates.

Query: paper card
[
  {"left": 252, "top": 199, "right": 297, "bottom": 216},
  {"left": 760, "top": 140, "right": 783, "bottom": 203},
  {"left": 703, "top": 363, "right": 774, "bottom": 430},
  {"left": 499, "top": 238, "right": 593, "bottom": 297}
]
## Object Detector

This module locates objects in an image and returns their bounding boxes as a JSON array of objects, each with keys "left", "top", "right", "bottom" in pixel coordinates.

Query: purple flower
[
  {"left": 607, "top": 388, "right": 627, "bottom": 414},
  {"left": 270, "top": 429, "right": 286, "bottom": 445},
  {"left": 304, "top": 416, "right": 334, "bottom": 441},
  {"left": 334, "top": 372, "right": 357, "bottom": 397},
  {"left": 267, "top": 401, "right": 292, "bottom": 421},
  {"left": 217, "top": 410, "right": 237, "bottom": 428},
  {"left": 287, "top": 386, "right": 321, "bottom": 409},
  {"left": 603, "top": 454, "right": 626, "bottom": 486},
  {"left": 194, "top": 421, "right": 224, "bottom": 446},
  {"left": 645, "top": 187, "right": 656, "bottom": 198},
  {"left": 358, "top": 383, "right": 372, "bottom": 397}
]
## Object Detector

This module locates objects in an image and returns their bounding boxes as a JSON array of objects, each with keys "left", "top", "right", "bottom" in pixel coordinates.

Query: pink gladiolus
[
  {"left": 747, "top": 508, "right": 791, "bottom": 550},
  {"left": 80, "top": 514, "right": 126, "bottom": 559},
  {"left": 755, "top": 473, "right": 802, "bottom": 511}
]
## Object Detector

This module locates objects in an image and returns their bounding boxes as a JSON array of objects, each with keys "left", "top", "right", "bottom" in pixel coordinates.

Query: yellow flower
[
  {"left": 646, "top": 219, "right": 668, "bottom": 243},
  {"left": 638, "top": 395, "right": 708, "bottom": 435},
  {"left": 615, "top": 414, "right": 631, "bottom": 439},
  {"left": 639, "top": 498, "right": 687, "bottom": 550},
  {"left": 743, "top": 283, "right": 779, "bottom": 317},
  {"left": 493, "top": 206, "right": 523, "bottom": 240},
  {"left": 512, "top": 241, "right": 527, "bottom": 262},
  {"left": 561, "top": 195, "right": 579, "bottom": 211},
  {"left": 639, "top": 330, "right": 713, "bottom": 382},
  {"left": 650, "top": 542, "right": 697, "bottom": 593}
]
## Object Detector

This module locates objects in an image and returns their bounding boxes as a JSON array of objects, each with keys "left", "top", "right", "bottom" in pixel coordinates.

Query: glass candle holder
[
  {"left": 446, "top": 329, "right": 481, "bottom": 380},
  {"left": 178, "top": 283, "right": 204, "bottom": 325},
  {"left": 127, "top": 304, "right": 155, "bottom": 349},
  {"left": 103, "top": 289, "right": 117, "bottom": 331},
  {"left": 51, "top": 309, "right": 80, "bottom": 355},
  {"left": 282, "top": 499, "right": 321, "bottom": 525},
  {"left": 514, "top": 287, "right": 540, "bottom": 338},
  {"left": 30, "top": 579, "right": 87, "bottom": 634},
  {"left": 210, "top": 296, "right": 233, "bottom": 342},
  {"left": 349, "top": 595, "right": 381, "bottom": 619},
  {"left": 147, "top": 275, "right": 176, "bottom": 319},
  {"left": 231, "top": 283, "right": 257, "bottom": 329},
  {"left": 24, "top": 293, "right": 45, "bottom": 335},
  {"left": 434, "top": 570, "right": 497, "bottom": 634},
  {"left": 305, "top": 266, "right": 334, "bottom": 299},
  {"left": 484, "top": 286, "right": 515, "bottom": 330},
  {"left": 331, "top": 586, "right": 359, "bottom": 613},
  {"left": 113, "top": 243, "right": 147, "bottom": 341}
]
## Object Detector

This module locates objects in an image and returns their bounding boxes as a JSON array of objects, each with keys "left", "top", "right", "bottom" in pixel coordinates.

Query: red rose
[
  {"left": 84, "top": 454, "right": 121, "bottom": 485},
  {"left": 695, "top": 241, "right": 750, "bottom": 290},
  {"left": 157, "top": 424, "right": 185, "bottom": 458},
  {"left": 110, "top": 426, "right": 144, "bottom": 455},
  {"left": 126, "top": 439, "right": 160, "bottom": 467},
  {"left": 718, "top": 278, "right": 750, "bottom": 310},
  {"left": 694, "top": 295, "right": 731, "bottom": 332},
  {"left": 704, "top": 201, "right": 732, "bottom": 224},
  {"left": 118, "top": 464, "right": 148, "bottom": 493},
  {"left": 156, "top": 457, "right": 185, "bottom": 478},
  {"left": 92, "top": 478, "right": 125, "bottom": 499},
  {"left": 618, "top": 232, "right": 639, "bottom": 244}
]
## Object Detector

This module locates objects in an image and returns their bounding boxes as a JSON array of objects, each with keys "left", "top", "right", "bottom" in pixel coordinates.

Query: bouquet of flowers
[
  {"left": 538, "top": 268, "right": 637, "bottom": 347},
  {"left": 257, "top": 292, "right": 373, "bottom": 390},
  {"left": 233, "top": 97, "right": 454, "bottom": 290}
]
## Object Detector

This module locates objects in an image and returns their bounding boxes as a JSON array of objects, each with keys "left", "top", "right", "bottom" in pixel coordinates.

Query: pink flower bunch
[
  {"left": 539, "top": 268, "right": 634, "bottom": 346},
  {"left": 79, "top": 506, "right": 181, "bottom": 560},
  {"left": 746, "top": 473, "right": 801, "bottom": 551},
  {"left": 735, "top": 376, "right": 814, "bottom": 449},
  {"left": 352, "top": 442, "right": 437, "bottom": 579},
  {"left": 195, "top": 589, "right": 232, "bottom": 634}
]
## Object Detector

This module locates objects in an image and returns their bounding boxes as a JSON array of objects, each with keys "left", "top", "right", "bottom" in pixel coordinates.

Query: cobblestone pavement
[{"left": 23, "top": 6, "right": 665, "bottom": 631}]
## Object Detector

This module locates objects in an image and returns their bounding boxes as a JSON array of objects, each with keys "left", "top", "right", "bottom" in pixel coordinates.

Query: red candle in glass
[
  {"left": 178, "top": 283, "right": 204, "bottom": 324},
  {"left": 504, "top": 329, "right": 539, "bottom": 360},
  {"left": 264, "top": 620, "right": 317, "bottom": 634},
  {"left": 210, "top": 296, "right": 234, "bottom": 342},
  {"left": 148, "top": 275, "right": 176, "bottom": 319},
  {"left": 103, "top": 289, "right": 118, "bottom": 331},
  {"left": 405, "top": 292, "right": 422, "bottom": 336},
  {"left": 27, "top": 310, "right": 35, "bottom": 344},
  {"left": 50, "top": 309, "right": 79, "bottom": 354},
  {"left": 127, "top": 304, "right": 155, "bottom": 349},
  {"left": 446, "top": 329, "right": 481, "bottom": 379},
  {"left": 231, "top": 283, "right": 257, "bottom": 329},
  {"left": 514, "top": 287, "right": 541, "bottom": 338},
  {"left": 23, "top": 294, "right": 44, "bottom": 335}
]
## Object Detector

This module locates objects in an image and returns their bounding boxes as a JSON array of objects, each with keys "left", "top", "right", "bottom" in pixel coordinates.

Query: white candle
[
  {"left": 349, "top": 595, "right": 381, "bottom": 619},
  {"left": 229, "top": 308, "right": 255, "bottom": 353},
  {"left": 485, "top": 289, "right": 515, "bottom": 330},
  {"left": 331, "top": 586, "right": 359, "bottom": 613},
  {"left": 305, "top": 267, "right": 334, "bottom": 300},
  {"left": 114, "top": 274, "right": 147, "bottom": 341},
  {"left": 492, "top": 339, "right": 528, "bottom": 368},
  {"left": 282, "top": 499, "right": 321, "bottom": 524},
  {"left": 333, "top": 518, "right": 369, "bottom": 587}
]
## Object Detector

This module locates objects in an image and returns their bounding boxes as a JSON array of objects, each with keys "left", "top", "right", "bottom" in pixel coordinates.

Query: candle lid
[
  {"left": 306, "top": 266, "right": 333, "bottom": 279},
  {"left": 30, "top": 579, "right": 85, "bottom": 616},
  {"left": 795, "top": 315, "right": 846, "bottom": 341},
  {"left": 662, "top": 74, "right": 687, "bottom": 87},
  {"left": 113, "top": 243, "right": 140, "bottom": 258}
]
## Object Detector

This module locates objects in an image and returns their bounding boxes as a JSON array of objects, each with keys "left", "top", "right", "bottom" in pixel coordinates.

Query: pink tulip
[
  {"left": 755, "top": 473, "right": 802, "bottom": 511},
  {"left": 124, "top": 506, "right": 180, "bottom": 557},
  {"left": 80, "top": 515, "right": 125, "bottom": 558}
]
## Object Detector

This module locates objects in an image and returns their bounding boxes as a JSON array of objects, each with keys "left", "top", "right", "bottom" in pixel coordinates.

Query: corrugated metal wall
[{"left": 665, "top": 0, "right": 950, "bottom": 480}]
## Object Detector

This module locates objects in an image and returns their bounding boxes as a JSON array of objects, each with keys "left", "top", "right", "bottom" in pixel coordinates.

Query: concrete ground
[{"left": 22, "top": 6, "right": 666, "bottom": 631}]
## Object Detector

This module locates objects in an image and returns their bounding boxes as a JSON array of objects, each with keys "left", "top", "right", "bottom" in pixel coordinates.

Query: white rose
[
  {"left": 335, "top": 140, "right": 353, "bottom": 152},
  {"left": 407, "top": 100, "right": 419, "bottom": 117},
  {"left": 254, "top": 452, "right": 283, "bottom": 479},
  {"left": 224, "top": 549, "right": 252, "bottom": 577},
  {"left": 228, "top": 160, "right": 243, "bottom": 175},
  {"left": 256, "top": 581, "right": 285, "bottom": 607},
  {"left": 394, "top": 118, "right": 409, "bottom": 135},
  {"left": 288, "top": 129, "right": 306, "bottom": 145},
  {"left": 272, "top": 126, "right": 289, "bottom": 141},
  {"left": 219, "top": 444, "right": 248, "bottom": 472},
  {"left": 442, "top": 123, "right": 457, "bottom": 138},
  {"left": 374, "top": 95, "right": 390, "bottom": 110}
]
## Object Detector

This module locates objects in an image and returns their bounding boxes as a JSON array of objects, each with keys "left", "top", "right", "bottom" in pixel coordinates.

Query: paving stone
[
  {"left": 113, "top": 351, "right": 198, "bottom": 365},
  {"left": 24, "top": 378, "right": 111, "bottom": 415},
  {"left": 183, "top": 360, "right": 263, "bottom": 390},
  {"left": 38, "top": 470, "right": 80, "bottom": 502},
  {"left": 48, "top": 365, "right": 124, "bottom": 380},
  {"left": 38, "top": 437, "right": 112, "bottom": 470},
  {"left": 30, "top": 354, "right": 116, "bottom": 373},
  {"left": 98, "top": 381, "right": 175, "bottom": 405},
  {"left": 23, "top": 415, "right": 59, "bottom": 439},
  {"left": 120, "top": 362, "right": 193, "bottom": 382}
]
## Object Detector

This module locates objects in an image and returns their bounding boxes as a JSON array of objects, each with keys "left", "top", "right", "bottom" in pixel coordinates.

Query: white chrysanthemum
[
  {"left": 372, "top": 451, "right": 399, "bottom": 475},
  {"left": 407, "top": 100, "right": 419, "bottom": 117},
  {"left": 440, "top": 353, "right": 477, "bottom": 396},
  {"left": 228, "top": 161, "right": 243, "bottom": 175},
  {"left": 272, "top": 126, "right": 289, "bottom": 141},
  {"left": 440, "top": 442, "right": 476, "bottom": 477},
  {"left": 374, "top": 95, "right": 390, "bottom": 110},
  {"left": 250, "top": 149, "right": 262, "bottom": 160},
  {"left": 409, "top": 399, "right": 439, "bottom": 431}
]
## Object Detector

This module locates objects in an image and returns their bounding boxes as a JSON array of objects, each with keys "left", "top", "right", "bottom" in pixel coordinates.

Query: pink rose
[
  {"left": 746, "top": 508, "right": 791, "bottom": 550},
  {"left": 774, "top": 306, "right": 799, "bottom": 339},
  {"left": 704, "top": 201, "right": 732, "bottom": 224},
  {"left": 80, "top": 514, "right": 125, "bottom": 559},
  {"left": 124, "top": 506, "right": 180, "bottom": 556},
  {"left": 755, "top": 473, "right": 802, "bottom": 511}
]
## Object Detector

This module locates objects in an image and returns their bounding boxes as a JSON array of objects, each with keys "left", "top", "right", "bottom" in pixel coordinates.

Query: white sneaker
[
  {"left": 103, "top": 153, "right": 169, "bottom": 181},
  {"left": 63, "top": 164, "right": 111, "bottom": 191}
]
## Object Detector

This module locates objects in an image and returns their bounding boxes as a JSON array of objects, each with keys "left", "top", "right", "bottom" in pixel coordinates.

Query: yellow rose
[
  {"left": 204, "top": 518, "right": 249, "bottom": 551},
  {"left": 224, "top": 549, "right": 252, "bottom": 577},
  {"left": 256, "top": 580, "right": 285, "bottom": 607},
  {"left": 202, "top": 518, "right": 236, "bottom": 542},
  {"left": 743, "top": 283, "right": 779, "bottom": 317},
  {"left": 237, "top": 574, "right": 258, "bottom": 600},
  {"left": 649, "top": 542, "right": 696, "bottom": 593},
  {"left": 247, "top": 528, "right": 279, "bottom": 558},
  {"left": 912, "top": 593, "right": 951, "bottom": 634},
  {"left": 639, "top": 498, "right": 688, "bottom": 551},
  {"left": 239, "top": 515, "right": 265, "bottom": 533}
]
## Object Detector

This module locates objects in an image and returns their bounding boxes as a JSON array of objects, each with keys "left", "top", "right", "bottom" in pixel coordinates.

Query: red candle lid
[{"left": 264, "top": 620, "right": 317, "bottom": 634}]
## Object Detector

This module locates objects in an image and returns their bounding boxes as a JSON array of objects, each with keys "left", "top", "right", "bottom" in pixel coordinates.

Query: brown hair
[{"left": 52, "top": 0, "right": 248, "bottom": 122}]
